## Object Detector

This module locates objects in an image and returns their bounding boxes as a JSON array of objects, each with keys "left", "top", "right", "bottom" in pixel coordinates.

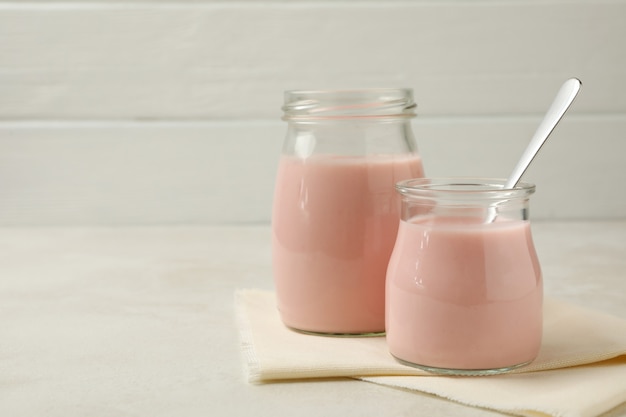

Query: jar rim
[
  {"left": 396, "top": 177, "right": 536, "bottom": 200},
  {"left": 282, "top": 88, "right": 417, "bottom": 121}
]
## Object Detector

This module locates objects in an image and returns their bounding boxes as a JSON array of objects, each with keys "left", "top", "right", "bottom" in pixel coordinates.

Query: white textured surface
[{"left": 1, "top": 223, "right": 625, "bottom": 416}]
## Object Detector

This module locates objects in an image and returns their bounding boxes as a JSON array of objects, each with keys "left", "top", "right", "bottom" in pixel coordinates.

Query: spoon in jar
[{"left": 486, "top": 78, "right": 582, "bottom": 222}]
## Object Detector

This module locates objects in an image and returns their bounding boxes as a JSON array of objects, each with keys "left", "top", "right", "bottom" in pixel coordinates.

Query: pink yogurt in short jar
[{"left": 385, "top": 178, "right": 543, "bottom": 374}]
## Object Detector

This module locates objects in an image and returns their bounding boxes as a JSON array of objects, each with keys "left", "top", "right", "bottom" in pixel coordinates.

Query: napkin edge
[
  {"left": 356, "top": 376, "right": 553, "bottom": 417},
  {"left": 234, "top": 289, "right": 262, "bottom": 383}
]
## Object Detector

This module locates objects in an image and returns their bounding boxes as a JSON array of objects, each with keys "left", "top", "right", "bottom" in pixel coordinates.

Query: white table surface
[{"left": 2, "top": 222, "right": 625, "bottom": 417}]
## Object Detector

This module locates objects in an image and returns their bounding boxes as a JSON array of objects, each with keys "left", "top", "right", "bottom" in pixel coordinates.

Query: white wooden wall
[{"left": 1, "top": 1, "right": 625, "bottom": 225}]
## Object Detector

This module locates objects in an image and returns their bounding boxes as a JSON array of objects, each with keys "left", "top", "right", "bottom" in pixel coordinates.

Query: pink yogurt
[
  {"left": 272, "top": 154, "right": 424, "bottom": 334},
  {"left": 386, "top": 216, "right": 543, "bottom": 371}
]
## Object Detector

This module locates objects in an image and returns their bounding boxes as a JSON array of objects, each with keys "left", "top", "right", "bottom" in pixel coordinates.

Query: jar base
[
  {"left": 287, "top": 325, "right": 385, "bottom": 338},
  {"left": 391, "top": 354, "right": 533, "bottom": 376}
]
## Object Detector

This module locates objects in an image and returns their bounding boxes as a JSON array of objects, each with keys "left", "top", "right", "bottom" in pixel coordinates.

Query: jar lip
[
  {"left": 396, "top": 177, "right": 536, "bottom": 199},
  {"left": 282, "top": 88, "right": 417, "bottom": 121}
]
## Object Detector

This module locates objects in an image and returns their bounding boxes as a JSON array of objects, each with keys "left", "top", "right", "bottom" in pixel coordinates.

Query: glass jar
[
  {"left": 386, "top": 178, "right": 543, "bottom": 374},
  {"left": 272, "top": 89, "right": 424, "bottom": 335}
]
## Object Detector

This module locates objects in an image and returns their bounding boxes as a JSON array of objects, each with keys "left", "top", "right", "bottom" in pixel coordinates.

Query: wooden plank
[
  {"left": 1, "top": 115, "right": 624, "bottom": 225},
  {"left": 1, "top": 1, "right": 625, "bottom": 119},
  {"left": 416, "top": 115, "right": 626, "bottom": 220},
  {"left": 0, "top": 121, "right": 284, "bottom": 225}
]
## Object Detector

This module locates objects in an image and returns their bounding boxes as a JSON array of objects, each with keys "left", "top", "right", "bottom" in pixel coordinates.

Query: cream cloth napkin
[{"left": 235, "top": 289, "right": 626, "bottom": 417}]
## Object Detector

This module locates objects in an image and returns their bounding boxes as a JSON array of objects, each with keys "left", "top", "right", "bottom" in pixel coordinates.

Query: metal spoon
[{"left": 487, "top": 78, "right": 582, "bottom": 222}]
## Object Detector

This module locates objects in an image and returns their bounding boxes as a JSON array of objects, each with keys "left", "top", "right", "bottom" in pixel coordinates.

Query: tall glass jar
[
  {"left": 272, "top": 89, "right": 424, "bottom": 335},
  {"left": 386, "top": 178, "right": 543, "bottom": 374}
]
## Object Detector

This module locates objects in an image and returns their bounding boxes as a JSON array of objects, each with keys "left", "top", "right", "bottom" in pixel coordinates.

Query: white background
[{"left": 1, "top": 0, "right": 625, "bottom": 225}]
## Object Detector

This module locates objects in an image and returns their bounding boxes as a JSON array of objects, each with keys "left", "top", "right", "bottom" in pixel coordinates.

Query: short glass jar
[
  {"left": 386, "top": 178, "right": 543, "bottom": 374},
  {"left": 272, "top": 89, "right": 424, "bottom": 335}
]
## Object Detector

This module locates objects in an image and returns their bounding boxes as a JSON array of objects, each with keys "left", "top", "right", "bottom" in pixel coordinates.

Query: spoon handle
[{"left": 504, "top": 78, "right": 582, "bottom": 189}]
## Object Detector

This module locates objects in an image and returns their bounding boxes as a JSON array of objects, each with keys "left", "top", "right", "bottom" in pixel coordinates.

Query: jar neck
[
  {"left": 400, "top": 200, "right": 532, "bottom": 223},
  {"left": 283, "top": 119, "right": 417, "bottom": 157},
  {"left": 396, "top": 178, "right": 536, "bottom": 223}
]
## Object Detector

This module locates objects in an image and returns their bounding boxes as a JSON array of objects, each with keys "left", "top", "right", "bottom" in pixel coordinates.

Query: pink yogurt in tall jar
[{"left": 272, "top": 154, "right": 424, "bottom": 334}]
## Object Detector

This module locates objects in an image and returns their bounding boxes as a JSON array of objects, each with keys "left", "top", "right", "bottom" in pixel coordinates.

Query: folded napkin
[{"left": 235, "top": 289, "right": 626, "bottom": 417}]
